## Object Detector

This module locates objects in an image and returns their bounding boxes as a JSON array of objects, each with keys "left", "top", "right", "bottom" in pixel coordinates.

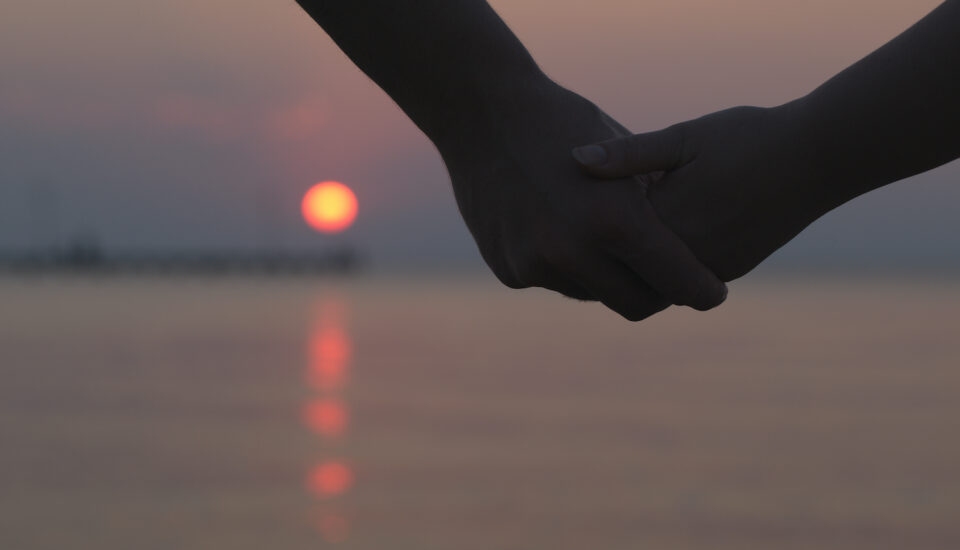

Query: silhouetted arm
[
  {"left": 295, "top": 1, "right": 541, "bottom": 151},
  {"left": 296, "top": 0, "right": 728, "bottom": 319},
  {"left": 575, "top": 0, "right": 960, "bottom": 283},
  {"left": 798, "top": 0, "right": 960, "bottom": 206}
]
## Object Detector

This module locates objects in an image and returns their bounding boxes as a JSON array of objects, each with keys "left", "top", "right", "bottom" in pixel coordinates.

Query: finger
[
  {"left": 566, "top": 253, "right": 671, "bottom": 322},
  {"left": 572, "top": 125, "right": 685, "bottom": 179},
  {"left": 540, "top": 276, "right": 595, "bottom": 303},
  {"left": 608, "top": 198, "right": 728, "bottom": 311}
]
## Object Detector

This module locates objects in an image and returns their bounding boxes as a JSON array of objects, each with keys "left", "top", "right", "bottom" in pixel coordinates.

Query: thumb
[{"left": 573, "top": 125, "right": 685, "bottom": 179}]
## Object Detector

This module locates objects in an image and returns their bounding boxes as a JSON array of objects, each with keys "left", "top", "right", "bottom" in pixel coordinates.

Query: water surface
[{"left": 1, "top": 275, "right": 959, "bottom": 549}]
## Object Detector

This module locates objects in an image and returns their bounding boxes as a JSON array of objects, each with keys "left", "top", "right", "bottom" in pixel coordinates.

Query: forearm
[
  {"left": 790, "top": 0, "right": 960, "bottom": 206},
  {"left": 295, "top": 0, "right": 548, "bottom": 151}
]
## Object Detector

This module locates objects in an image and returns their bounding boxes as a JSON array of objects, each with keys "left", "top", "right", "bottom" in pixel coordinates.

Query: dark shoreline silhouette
[{"left": 0, "top": 243, "right": 363, "bottom": 276}]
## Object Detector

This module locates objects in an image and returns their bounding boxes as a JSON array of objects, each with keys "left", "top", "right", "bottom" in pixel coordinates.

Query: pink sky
[{"left": 1, "top": 0, "right": 955, "bottom": 266}]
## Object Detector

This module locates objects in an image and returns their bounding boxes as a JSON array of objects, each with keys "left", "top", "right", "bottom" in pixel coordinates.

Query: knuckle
[
  {"left": 541, "top": 279, "right": 592, "bottom": 302},
  {"left": 608, "top": 292, "right": 669, "bottom": 322},
  {"left": 617, "top": 303, "right": 657, "bottom": 323},
  {"left": 508, "top": 255, "right": 549, "bottom": 289},
  {"left": 622, "top": 310, "right": 646, "bottom": 322},
  {"left": 562, "top": 286, "right": 595, "bottom": 302},
  {"left": 480, "top": 251, "right": 528, "bottom": 290},
  {"left": 494, "top": 270, "right": 526, "bottom": 290}
]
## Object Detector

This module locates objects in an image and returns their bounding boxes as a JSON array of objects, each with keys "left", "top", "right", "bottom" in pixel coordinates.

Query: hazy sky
[{"left": 1, "top": 0, "right": 957, "bottom": 270}]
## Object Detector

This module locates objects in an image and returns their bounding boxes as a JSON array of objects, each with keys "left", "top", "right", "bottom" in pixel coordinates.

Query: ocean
[{"left": 1, "top": 274, "right": 959, "bottom": 549}]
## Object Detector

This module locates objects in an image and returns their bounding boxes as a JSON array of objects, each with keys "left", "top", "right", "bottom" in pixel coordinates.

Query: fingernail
[{"left": 572, "top": 145, "right": 608, "bottom": 167}]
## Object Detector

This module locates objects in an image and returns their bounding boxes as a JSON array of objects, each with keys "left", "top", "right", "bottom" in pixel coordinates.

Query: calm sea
[{"left": 1, "top": 274, "right": 959, "bottom": 550}]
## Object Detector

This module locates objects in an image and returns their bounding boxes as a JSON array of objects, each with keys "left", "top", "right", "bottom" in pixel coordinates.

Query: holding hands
[
  {"left": 575, "top": 105, "right": 821, "bottom": 284},
  {"left": 301, "top": 0, "right": 960, "bottom": 321},
  {"left": 441, "top": 79, "right": 728, "bottom": 320},
  {"left": 575, "top": 0, "right": 960, "bottom": 296}
]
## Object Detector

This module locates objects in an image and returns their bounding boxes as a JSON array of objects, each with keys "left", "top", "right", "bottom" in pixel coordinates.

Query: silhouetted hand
[
  {"left": 302, "top": 0, "right": 960, "bottom": 319},
  {"left": 299, "top": 0, "right": 727, "bottom": 320},
  {"left": 441, "top": 79, "right": 727, "bottom": 320},
  {"left": 574, "top": 1, "right": 960, "bottom": 286},
  {"left": 574, "top": 105, "right": 829, "bottom": 282}
]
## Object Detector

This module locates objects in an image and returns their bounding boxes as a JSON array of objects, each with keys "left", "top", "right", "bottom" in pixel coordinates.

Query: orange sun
[{"left": 302, "top": 181, "right": 358, "bottom": 233}]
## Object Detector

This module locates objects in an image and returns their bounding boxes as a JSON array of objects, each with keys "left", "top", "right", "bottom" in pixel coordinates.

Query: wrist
[
  {"left": 431, "top": 69, "right": 556, "bottom": 158},
  {"left": 770, "top": 96, "right": 863, "bottom": 216},
  {"left": 779, "top": 92, "right": 902, "bottom": 215}
]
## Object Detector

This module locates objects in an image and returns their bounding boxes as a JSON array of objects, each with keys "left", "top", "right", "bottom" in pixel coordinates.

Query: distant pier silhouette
[{"left": 0, "top": 241, "right": 363, "bottom": 276}]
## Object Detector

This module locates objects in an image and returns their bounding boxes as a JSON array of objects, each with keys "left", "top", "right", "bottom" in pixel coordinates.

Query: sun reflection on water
[
  {"left": 306, "top": 325, "right": 351, "bottom": 391},
  {"left": 303, "top": 398, "right": 349, "bottom": 439},
  {"left": 304, "top": 295, "right": 355, "bottom": 544},
  {"left": 308, "top": 461, "right": 355, "bottom": 498}
]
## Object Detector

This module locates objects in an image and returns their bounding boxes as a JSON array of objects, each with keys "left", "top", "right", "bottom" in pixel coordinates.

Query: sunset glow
[
  {"left": 308, "top": 462, "right": 355, "bottom": 498},
  {"left": 303, "top": 399, "right": 349, "bottom": 438},
  {"left": 303, "top": 296, "right": 355, "bottom": 543},
  {"left": 302, "top": 181, "right": 358, "bottom": 233},
  {"left": 317, "top": 514, "right": 350, "bottom": 544},
  {"left": 307, "top": 325, "right": 351, "bottom": 391}
]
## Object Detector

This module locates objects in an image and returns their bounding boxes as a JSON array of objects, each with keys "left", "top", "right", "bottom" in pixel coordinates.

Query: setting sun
[{"left": 302, "top": 181, "right": 358, "bottom": 233}]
